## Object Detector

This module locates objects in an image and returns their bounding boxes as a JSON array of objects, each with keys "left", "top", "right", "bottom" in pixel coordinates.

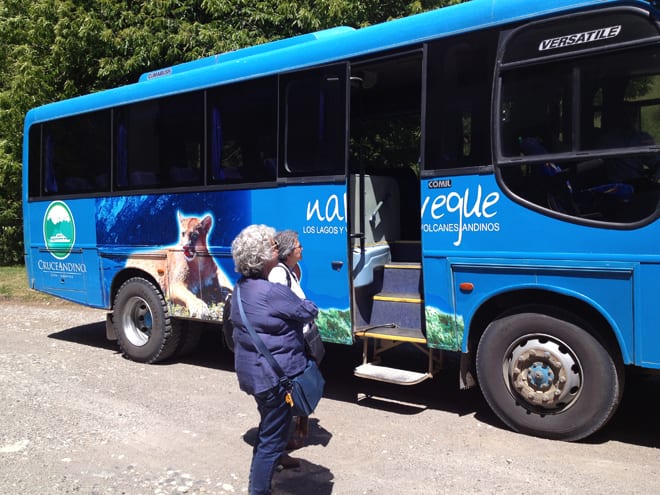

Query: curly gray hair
[
  {"left": 231, "top": 224, "right": 277, "bottom": 278},
  {"left": 274, "top": 230, "right": 299, "bottom": 262}
]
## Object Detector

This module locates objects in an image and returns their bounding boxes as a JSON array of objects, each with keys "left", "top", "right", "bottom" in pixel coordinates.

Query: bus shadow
[
  {"left": 317, "top": 343, "right": 660, "bottom": 449},
  {"left": 48, "top": 319, "right": 237, "bottom": 371},
  {"left": 585, "top": 372, "right": 660, "bottom": 448},
  {"left": 48, "top": 320, "right": 119, "bottom": 353},
  {"left": 49, "top": 320, "right": 660, "bottom": 448}
]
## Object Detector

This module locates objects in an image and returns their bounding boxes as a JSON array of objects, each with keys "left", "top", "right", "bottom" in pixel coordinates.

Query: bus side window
[
  {"left": 207, "top": 77, "right": 277, "bottom": 185},
  {"left": 497, "top": 44, "right": 660, "bottom": 223},
  {"left": 425, "top": 30, "right": 498, "bottom": 170},
  {"left": 280, "top": 65, "right": 347, "bottom": 178},
  {"left": 41, "top": 110, "right": 111, "bottom": 196}
]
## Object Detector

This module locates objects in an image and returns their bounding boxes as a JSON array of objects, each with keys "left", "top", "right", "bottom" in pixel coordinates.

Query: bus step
[
  {"left": 355, "top": 325, "right": 426, "bottom": 344},
  {"left": 354, "top": 363, "right": 431, "bottom": 385}
]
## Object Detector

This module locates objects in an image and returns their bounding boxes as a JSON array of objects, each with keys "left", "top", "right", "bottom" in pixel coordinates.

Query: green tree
[{"left": 0, "top": 0, "right": 460, "bottom": 265}]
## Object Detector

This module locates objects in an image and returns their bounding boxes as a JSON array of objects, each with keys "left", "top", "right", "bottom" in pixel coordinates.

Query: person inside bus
[
  {"left": 230, "top": 224, "right": 318, "bottom": 495},
  {"left": 269, "top": 230, "right": 311, "bottom": 454}
]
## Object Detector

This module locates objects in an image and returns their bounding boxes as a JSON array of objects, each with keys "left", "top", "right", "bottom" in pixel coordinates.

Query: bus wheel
[
  {"left": 113, "top": 277, "right": 180, "bottom": 363},
  {"left": 476, "top": 311, "right": 623, "bottom": 441}
]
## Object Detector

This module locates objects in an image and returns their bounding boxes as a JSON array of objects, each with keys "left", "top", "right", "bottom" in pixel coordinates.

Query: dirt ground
[{"left": 1, "top": 301, "right": 659, "bottom": 494}]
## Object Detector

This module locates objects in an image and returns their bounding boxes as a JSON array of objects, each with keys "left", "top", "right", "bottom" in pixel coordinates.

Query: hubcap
[
  {"left": 505, "top": 335, "right": 582, "bottom": 413},
  {"left": 121, "top": 295, "right": 153, "bottom": 347}
]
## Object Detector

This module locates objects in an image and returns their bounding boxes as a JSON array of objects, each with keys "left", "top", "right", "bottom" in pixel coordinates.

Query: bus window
[
  {"left": 27, "top": 125, "right": 42, "bottom": 198},
  {"left": 425, "top": 30, "right": 498, "bottom": 170},
  {"left": 115, "top": 91, "right": 204, "bottom": 190},
  {"left": 36, "top": 110, "right": 111, "bottom": 196},
  {"left": 207, "top": 77, "right": 277, "bottom": 184},
  {"left": 498, "top": 44, "right": 660, "bottom": 223},
  {"left": 280, "top": 65, "right": 347, "bottom": 178}
]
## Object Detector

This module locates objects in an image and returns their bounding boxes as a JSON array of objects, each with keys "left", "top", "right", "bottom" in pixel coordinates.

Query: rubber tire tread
[
  {"left": 476, "top": 312, "right": 623, "bottom": 441},
  {"left": 174, "top": 319, "right": 204, "bottom": 357},
  {"left": 113, "top": 277, "right": 180, "bottom": 364}
]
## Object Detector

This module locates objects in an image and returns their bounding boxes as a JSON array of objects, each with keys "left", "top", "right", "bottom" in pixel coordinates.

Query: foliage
[
  {"left": 0, "top": 264, "right": 62, "bottom": 303},
  {"left": 0, "top": 0, "right": 461, "bottom": 265}
]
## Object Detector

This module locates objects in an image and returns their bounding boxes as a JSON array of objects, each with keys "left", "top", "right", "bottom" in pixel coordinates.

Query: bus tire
[
  {"left": 113, "top": 277, "right": 180, "bottom": 363},
  {"left": 475, "top": 311, "right": 623, "bottom": 441},
  {"left": 173, "top": 319, "right": 203, "bottom": 357}
]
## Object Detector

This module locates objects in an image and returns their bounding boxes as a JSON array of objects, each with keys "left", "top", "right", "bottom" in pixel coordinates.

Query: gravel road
[{"left": 1, "top": 301, "right": 659, "bottom": 495}]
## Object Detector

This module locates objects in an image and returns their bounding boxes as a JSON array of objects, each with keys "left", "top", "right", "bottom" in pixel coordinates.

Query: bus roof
[
  {"left": 137, "top": 26, "right": 356, "bottom": 82},
  {"left": 24, "top": 0, "right": 652, "bottom": 126}
]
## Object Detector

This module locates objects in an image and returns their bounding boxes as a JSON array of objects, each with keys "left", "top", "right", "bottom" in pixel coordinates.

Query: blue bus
[{"left": 23, "top": 0, "right": 660, "bottom": 441}]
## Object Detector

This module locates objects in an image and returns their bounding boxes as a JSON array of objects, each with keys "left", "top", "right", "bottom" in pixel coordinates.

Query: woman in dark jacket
[{"left": 230, "top": 224, "right": 318, "bottom": 495}]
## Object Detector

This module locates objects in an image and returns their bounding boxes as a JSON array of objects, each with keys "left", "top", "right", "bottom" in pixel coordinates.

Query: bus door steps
[
  {"left": 369, "top": 262, "right": 423, "bottom": 329},
  {"left": 354, "top": 362, "right": 430, "bottom": 386},
  {"left": 353, "top": 324, "right": 442, "bottom": 386}
]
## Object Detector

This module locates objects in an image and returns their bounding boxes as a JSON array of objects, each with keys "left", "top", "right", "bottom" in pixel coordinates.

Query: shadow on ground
[{"left": 49, "top": 318, "right": 660, "bottom": 449}]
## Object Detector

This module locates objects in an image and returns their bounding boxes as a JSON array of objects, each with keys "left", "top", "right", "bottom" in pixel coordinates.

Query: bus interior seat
[
  {"left": 352, "top": 242, "right": 391, "bottom": 287},
  {"left": 129, "top": 171, "right": 159, "bottom": 188},
  {"left": 350, "top": 174, "right": 400, "bottom": 287},
  {"left": 375, "top": 165, "right": 420, "bottom": 240},
  {"left": 350, "top": 174, "right": 401, "bottom": 243},
  {"left": 62, "top": 176, "right": 93, "bottom": 193},
  {"left": 94, "top": 173, "right": 109, "bottom": 190},
  {"left": 168, "top": 167, "right": 201, "bottom": 185},
  {"left": 519, "top": 136, "right": 633, "bottom": 218}
]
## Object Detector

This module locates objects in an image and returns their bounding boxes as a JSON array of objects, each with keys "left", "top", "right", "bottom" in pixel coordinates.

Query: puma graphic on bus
[
  {"left": 125, "top": 212, "right": 232, "bottom": 319},
  {"left": 422, "top": 185, "right": 500, "bottom": 246}
]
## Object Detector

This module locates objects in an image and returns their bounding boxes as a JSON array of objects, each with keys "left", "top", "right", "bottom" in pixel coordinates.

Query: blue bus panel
[{"left": 26, "top": 184, "right": 353, "bottom": 344}]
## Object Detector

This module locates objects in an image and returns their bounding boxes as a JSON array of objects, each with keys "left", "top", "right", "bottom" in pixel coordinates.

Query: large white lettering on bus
[
  {"left": 421, "top": 185, "right": 500, "bottom": 247},
  {"left": 303, "top": 193, "right": 348, "bottom": 235}
]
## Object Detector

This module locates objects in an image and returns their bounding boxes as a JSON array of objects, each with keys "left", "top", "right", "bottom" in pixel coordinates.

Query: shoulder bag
[
  {"left": 235, "top": 283, "right": 325, "bottom": 416},
  {"left": 279, "top": 262, "right": 325, "bottom": 364}
]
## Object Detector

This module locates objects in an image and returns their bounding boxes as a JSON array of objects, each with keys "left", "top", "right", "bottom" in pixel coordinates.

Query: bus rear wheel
[
  {"left": 476, "top": 311, "right": 623, "bottom": 441},
  {"left": 113, "top": 277, "right": 180, "bottom": 363}
]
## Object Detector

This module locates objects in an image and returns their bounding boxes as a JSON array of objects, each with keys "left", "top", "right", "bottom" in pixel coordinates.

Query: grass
[{"left": 0, "top": 265, "right": 67, "bottom": 304}]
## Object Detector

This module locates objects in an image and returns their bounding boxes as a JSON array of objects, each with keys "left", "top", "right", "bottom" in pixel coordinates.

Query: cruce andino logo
[{"left": 43, "top": 201, "right": 76, "bottom": 260}]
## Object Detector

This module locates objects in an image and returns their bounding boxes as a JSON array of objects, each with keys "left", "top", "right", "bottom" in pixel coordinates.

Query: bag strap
[
  {"left": 235, "top": 283, "right": 290, "bottom": 386},
  {"left": 276, "top": 262, "right": 292, "bottom": 288}
]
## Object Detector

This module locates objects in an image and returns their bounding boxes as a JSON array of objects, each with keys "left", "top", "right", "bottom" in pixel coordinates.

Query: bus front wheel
[
  {"left": 476, "top": 311, "right": 623, "bottom": 441},
  {"left": 113, "top": 277, "right": 180, "bottom": 363}
]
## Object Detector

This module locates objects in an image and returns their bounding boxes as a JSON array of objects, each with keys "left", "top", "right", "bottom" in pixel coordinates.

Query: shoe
[{"left": 278, "top": 453, "right": 301, "bottom": 469}]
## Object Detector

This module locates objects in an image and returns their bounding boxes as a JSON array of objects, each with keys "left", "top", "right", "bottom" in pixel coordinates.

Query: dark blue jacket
[{"left": 232, "top": 277, "right": 318, "bottom": 395}]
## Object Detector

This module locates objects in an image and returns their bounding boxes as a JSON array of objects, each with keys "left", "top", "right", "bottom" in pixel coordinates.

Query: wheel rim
[
  {"left": 503, "top": 333, "right": 583, "bottom": 414},
  {"left": 120, "top": 295, "right": 153, "bottom": 347}
]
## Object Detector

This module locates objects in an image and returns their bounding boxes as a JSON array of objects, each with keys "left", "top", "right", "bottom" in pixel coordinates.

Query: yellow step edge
[
  {"left": 354, "top": 331, "right": 427, "bottom": 344},
  {"left": 383, "top": 263, "right": 421, "bottom": 269},
  {"left": 373, "top": 294, "right": 422, "bottom": 304}
]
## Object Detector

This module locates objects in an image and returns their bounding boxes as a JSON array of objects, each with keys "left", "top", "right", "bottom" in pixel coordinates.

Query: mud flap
[
  {"left": 106, "top": 312, "right": 117, "bottom": 340},
  {"left": 460, "top": 352, "right": 476, "bottom": 390}
]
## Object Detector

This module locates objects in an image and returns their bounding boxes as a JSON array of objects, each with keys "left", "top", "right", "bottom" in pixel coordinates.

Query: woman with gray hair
[
  {"left": 269, "top": 229, "right": 304, "bottom": 298},
  {"left": 230, "top": 224, "right": 318, "bottom": 495}
]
